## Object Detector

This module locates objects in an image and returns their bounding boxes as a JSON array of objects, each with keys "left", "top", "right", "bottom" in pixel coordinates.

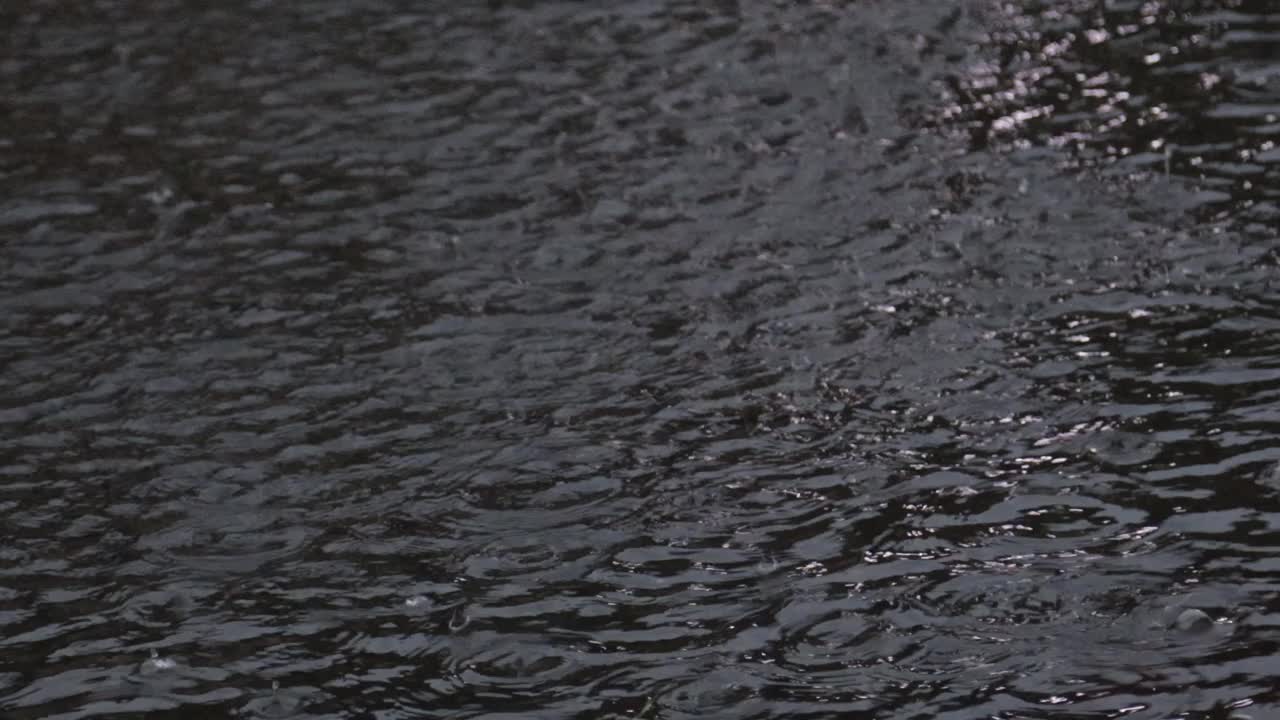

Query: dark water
[{"left": 2, "top": 1, "right": 1278, "bottom": 718}]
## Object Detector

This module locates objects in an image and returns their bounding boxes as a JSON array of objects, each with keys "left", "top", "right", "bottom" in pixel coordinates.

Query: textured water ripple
[
  {"left": 936, "top": 0, "right": 1280, "bottom": 230},
  {"left": 2, "top": 0, "right": 1279, "bottom": 719}
]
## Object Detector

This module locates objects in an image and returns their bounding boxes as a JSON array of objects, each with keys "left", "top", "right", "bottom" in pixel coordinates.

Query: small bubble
[{"left": 1174, "top": 608, "right": 1213, "bottom": 634}]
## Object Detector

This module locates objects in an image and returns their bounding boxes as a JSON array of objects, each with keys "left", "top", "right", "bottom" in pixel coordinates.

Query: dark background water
[{"left": 2, "top": 1, "right": 1278, "bottom": 718}]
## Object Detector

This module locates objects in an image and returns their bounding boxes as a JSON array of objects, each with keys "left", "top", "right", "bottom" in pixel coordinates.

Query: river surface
[{"left": 3, "top": 1, "right": 1279, "bottom": 718}]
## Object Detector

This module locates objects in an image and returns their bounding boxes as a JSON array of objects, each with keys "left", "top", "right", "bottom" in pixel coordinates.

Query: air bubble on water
[
  {"left": 405, "top": 595, "right": 429, "bottom": 608},
  {"left": 1175, "top": 608, "right": 1214, "bottom": 634}
]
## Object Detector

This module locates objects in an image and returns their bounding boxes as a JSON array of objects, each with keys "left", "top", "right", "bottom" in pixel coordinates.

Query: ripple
[
  {"left": 935, "top": 0, "right": 1280, "bottom": 228},
  {"left": 3, "top": 0, "right": 1279, "bottom": 718}
]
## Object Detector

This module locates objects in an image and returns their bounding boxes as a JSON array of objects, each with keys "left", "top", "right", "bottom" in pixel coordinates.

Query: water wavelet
[
  {"left": 60, "top": 649, "right": 238, "bottom": 715},
  {"left": 134, "top": 499, "right": 312, "bottom": 578},
  {"left": 935, "top": 0, "right": 1280, "bottom": 226},
  {"left": 6, "top": 0, "right": 1279, "bottom": 717},
  {"left": 239, "top": 680, "right": 310, "bottom": 719}
]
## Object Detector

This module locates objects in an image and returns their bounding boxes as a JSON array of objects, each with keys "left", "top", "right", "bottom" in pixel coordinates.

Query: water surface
[{"left": 2, "top": 1, "right": 1278, "bottom": 718}]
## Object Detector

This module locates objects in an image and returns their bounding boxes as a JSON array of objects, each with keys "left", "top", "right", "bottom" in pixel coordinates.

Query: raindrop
[
  {"left": 138, "top": 648, "right": 176, "bottom": 676},
  {"left": 242, "top": 679, "right": 304, "bottom": 719},
  {"left": 449, "top": 606, "right": 470, "bottom": 631}
]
